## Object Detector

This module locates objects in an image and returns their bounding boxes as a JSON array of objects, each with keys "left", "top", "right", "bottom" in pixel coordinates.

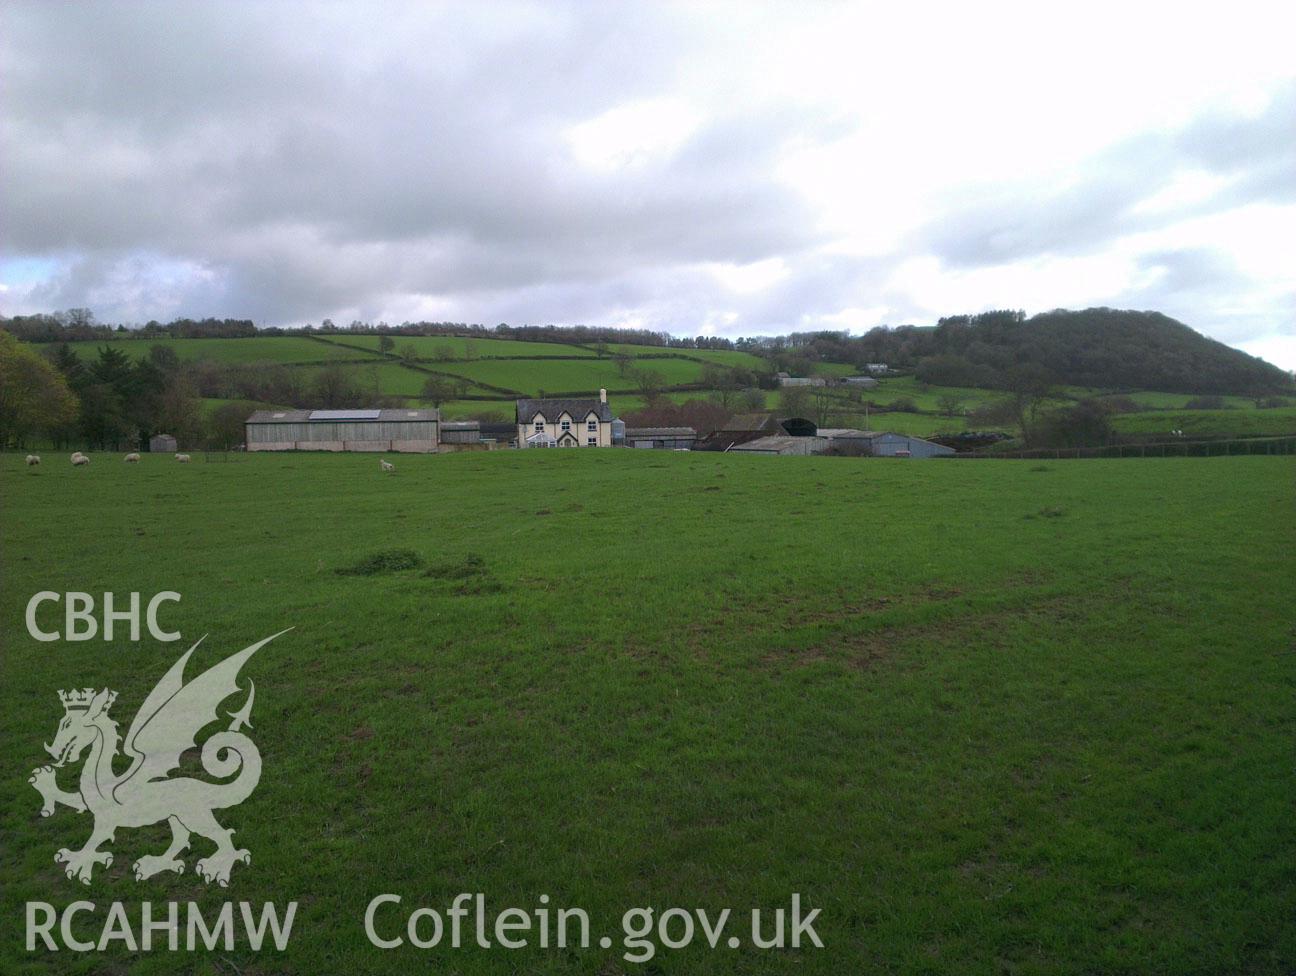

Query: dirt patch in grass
[
  {"left": 1024, "top": 506, "right": 1067, "bottom": 519},
  {"left": 423, "top": 552, "right": 487, "bottom": 580},
  {"left": 424, "top": 553, "right": 506, "bottom": 595},
  {"left": 762, "top": 595, "right": 1080, "bottom": 672},
  {"left": 335, "top": 548, "right": 424, "bottom": 575}
]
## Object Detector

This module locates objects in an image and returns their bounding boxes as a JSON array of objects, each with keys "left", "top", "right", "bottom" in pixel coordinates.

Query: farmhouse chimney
[{"left": 599, "top": 388, "right": 607, "bottom": 403}]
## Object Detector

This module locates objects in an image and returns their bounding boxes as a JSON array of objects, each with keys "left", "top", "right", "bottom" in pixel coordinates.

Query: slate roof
[
  {"left": 729, "top": 435, "right": 817, "bottom": 454},
  {"left": 718, "top": 413, "right": 777, "bottom": 432},
  {"left": 817, "top": 428, "right": 881, "bottom": 438},
  {"left": 625, "top": 427, "right": 697, "bottom": 438},
  {"left": 516, "top": 398, "right": 613, "bottom": 423},
  {"left": 246, "top": 408, "right": 439, "bottom": 423}
]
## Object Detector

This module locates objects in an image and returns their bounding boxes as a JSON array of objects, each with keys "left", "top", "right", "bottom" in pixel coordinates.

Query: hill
[{"left": 796, "top": 308, "right": 1292, "bottom": 396}]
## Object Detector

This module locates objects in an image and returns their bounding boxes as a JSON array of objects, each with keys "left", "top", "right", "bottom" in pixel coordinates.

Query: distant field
[
  {"left": 866, "top": 376, "right": 1006, "bottom": 412},
  {"left": 840, "top": 410, "right": 969, "bottom": 437},
  {"left": 53, "top": 335, "right": 371, "bottom": 365},
  {"left": 428, "top": 357, "right": 715, "bottom": 396},
  {"left": 2, "top": 451, "right": 1292, "bottom": 975},
  {"left": 1113, "top": 407, "right": 1296, "bottom": 437},
  {"left": 1100, "top": 390, "right": 1265, "bottom": 410},
  {"left": 198, "top": 396, "right": 292, "bottom": 416},
  {"left": 320, "top": 334, "right": 599, "bottom": 359},
  {"left": 598, "top": 343, "right": 769, "bottom": 370}
]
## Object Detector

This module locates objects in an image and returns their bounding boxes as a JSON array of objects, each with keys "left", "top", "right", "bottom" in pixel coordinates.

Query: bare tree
[
  {"left": 811, "top": 384, "right": 837, "bottom": 425},
  {"left": 1005, "top": 364, "right": 1055, "bottom": 445},
  {"left": 779, "top": 385, "right": 812, "bottom": 418},
  {"left": 420, "top": 375, "right": 457, "bottom": 408},
  {"left": 937, "top": 394, "right": 964, "bottom": 417},
  {"left": 633, "top": 367, "right": 666, "bottom": 403}
]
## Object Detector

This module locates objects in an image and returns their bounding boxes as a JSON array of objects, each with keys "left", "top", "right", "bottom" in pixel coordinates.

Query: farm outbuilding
[
  {"left": 775, "top": 372, "right": 826, "bottom": 387},
  {"left": 624, "top": 427, "right": 697, "bottom": 450},
  {"left": 695, "top": 413, "right": 781, "bottom": 451},
  {"left": 730, "top": 435, "right": 827, "bottom": 456},
  {"left": 245, "top": 409, "right": 440, "bottom": 453},
  {"left": 478, "top": 421, "right": 518, "bottom": 447},
  {"left": 439, "top": 421, "right": 481, "bottom": 446},
  {"left": 725, "top": 427, "right": 955, "bottom": 459},
  {"left": 871, "top": 433, "right": 955, "bottom": 458},
  {"left": 149, "top": 433, "right": 178, "bottom": 453},
  {"left": 817, "top": 428, "right": 881, "bottom": 455}
]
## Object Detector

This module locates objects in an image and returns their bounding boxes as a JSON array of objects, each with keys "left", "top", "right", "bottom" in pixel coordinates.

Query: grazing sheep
[
  {"left": 175, "top": 453, "right": 191, "bottom": 463},
  {"left": 125, "top": 452, "right": 141, "bottom": 463},
  {"left": 71, "top": 453, "right": 89, "bottom": 466},
  {"left": 26, "top": 454, "right": 41, "bottom": 466},
  {"left": 380, "top": 459, "right": 395, "bottom": 472}
]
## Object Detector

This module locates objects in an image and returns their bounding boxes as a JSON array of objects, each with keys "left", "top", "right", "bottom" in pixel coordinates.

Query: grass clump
[
  {"left": 335, "top": 548, "right": 424, "bottom": 576},
  {"left": 424, "top": 553, "right": 504, "bottom": 594},
  {"left": 423, "top": 552, "right": 488, "bottom": 580},
  {"left": 1025, "top": 506, "right": 1068, "bottom": 520}
]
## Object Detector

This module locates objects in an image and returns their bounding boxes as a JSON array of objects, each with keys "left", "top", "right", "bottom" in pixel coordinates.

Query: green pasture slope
[
  {"left": 28, "top": 334, "right": 1293, "bottom": 441},
  {"left": 56, "top": 335, "right": 372, "bottom": 364},
  {"left": 1113, "top": 406, "right": 1296, "bottom": 437},
  {"left": 2, "top": 451, "right": 1293, "bottom": 975}
]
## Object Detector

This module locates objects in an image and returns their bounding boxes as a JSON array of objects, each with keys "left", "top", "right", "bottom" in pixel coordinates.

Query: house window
[
  {"left": 587, "top": 437, "right": 597, "bottom": 446},
  {"left": 534, "top": 421, "right": 544, "bottom": 433},
  {"left": 587, "top": 420, "right": 597, "bottom": 432},
  {"left": 561, "top": 420, "right": 571, "bottom": 432}
]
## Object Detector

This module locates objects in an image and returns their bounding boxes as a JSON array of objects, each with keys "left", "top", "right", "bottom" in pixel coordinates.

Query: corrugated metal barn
[
  {"left": 439, "top": 421, "right": 481, "bottom": 445},
  {"left": 871, "top": 433, "right": 955, "bottom": 458},
  {"left": 245, "top": 409, "right": 440, "bottom": 453},
  {"left": 624, "top": 427, "right": 697, "bottom": 450},
  {"left": 730, "top": 435, "right": 826, "bottom": 456}
]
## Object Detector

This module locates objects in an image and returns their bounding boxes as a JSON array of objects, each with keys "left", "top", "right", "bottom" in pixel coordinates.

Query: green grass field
[
  {"left": 2, "top": 451, "right": 1292, "bottom": 975},
  {"left": 319, "top": 334, "right": 601, "bottom": 359},
  {"left": 57, "top": 336, "right": 370, "bottom": 365},
  {"left": 841, "top": 410, "right": 969, "bottom": 436},
  {"left": 1099, "top": 390, "right": 1265, "bottom": 410},
  {"left": 1112, "top": 407, "right": 1296, "bottom": 437},
  {"left": 597, "top": 343, "right": 769, "bottom": 370}
]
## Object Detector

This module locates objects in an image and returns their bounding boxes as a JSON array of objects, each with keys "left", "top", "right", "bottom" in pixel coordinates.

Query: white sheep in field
[
  {"left": 125, "top": 452, "right": 141, "bottom": 463},
  {"left": 174, "top": 453, "right": 191, "bottom": 463},
  {"left": 71, "top": 453, "right": 89, "bottom": 466},
  {"left": 26, "top": 454, "right": 41, "bottom": 466},
  {"left": 380, "top": 459, "right": 395, "bottom": 472}
]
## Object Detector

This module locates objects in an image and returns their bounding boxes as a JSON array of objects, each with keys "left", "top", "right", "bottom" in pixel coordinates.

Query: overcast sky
[{"left": 2, "top": 1, "right": 1293, "bottom": 366}]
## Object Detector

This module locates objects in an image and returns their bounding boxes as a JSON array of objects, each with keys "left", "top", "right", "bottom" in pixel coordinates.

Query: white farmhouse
[{"left": 516, "top": 390, "right": 615, "bottom": 448}]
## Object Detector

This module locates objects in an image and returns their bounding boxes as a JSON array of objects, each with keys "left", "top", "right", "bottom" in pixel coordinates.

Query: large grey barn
[{"left": 245, "top": 409, "right": 440, "bottom": 453}]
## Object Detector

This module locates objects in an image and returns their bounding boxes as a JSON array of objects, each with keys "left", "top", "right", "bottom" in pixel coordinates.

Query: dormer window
[
  {"left": 560, "top": 420, "right": 571, "bottom": 432},
  {"left": 587, "top": 419, "right": 597, "bottom": 432},
  {"left": 534, "top": 420, "right": 545, "bottom": 433}
]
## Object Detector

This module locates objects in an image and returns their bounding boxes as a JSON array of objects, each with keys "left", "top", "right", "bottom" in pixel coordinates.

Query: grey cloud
[
  {"left": 1, "top": 1, "right": 831, "bottom": 326},
  {"left": 1, "top": 2, "right": 1292, "bottom": 350},
  {"left": 913, "top": 80, "right": 1296, "bottom": 270}
]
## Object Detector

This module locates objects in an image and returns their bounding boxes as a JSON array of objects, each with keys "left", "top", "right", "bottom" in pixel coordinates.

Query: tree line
[
  {"left": 0, "top": 336, "right": 423, "bottom": 451},
  {"left": 1, "top": 310, "right": 740, "bottom": 351}
]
